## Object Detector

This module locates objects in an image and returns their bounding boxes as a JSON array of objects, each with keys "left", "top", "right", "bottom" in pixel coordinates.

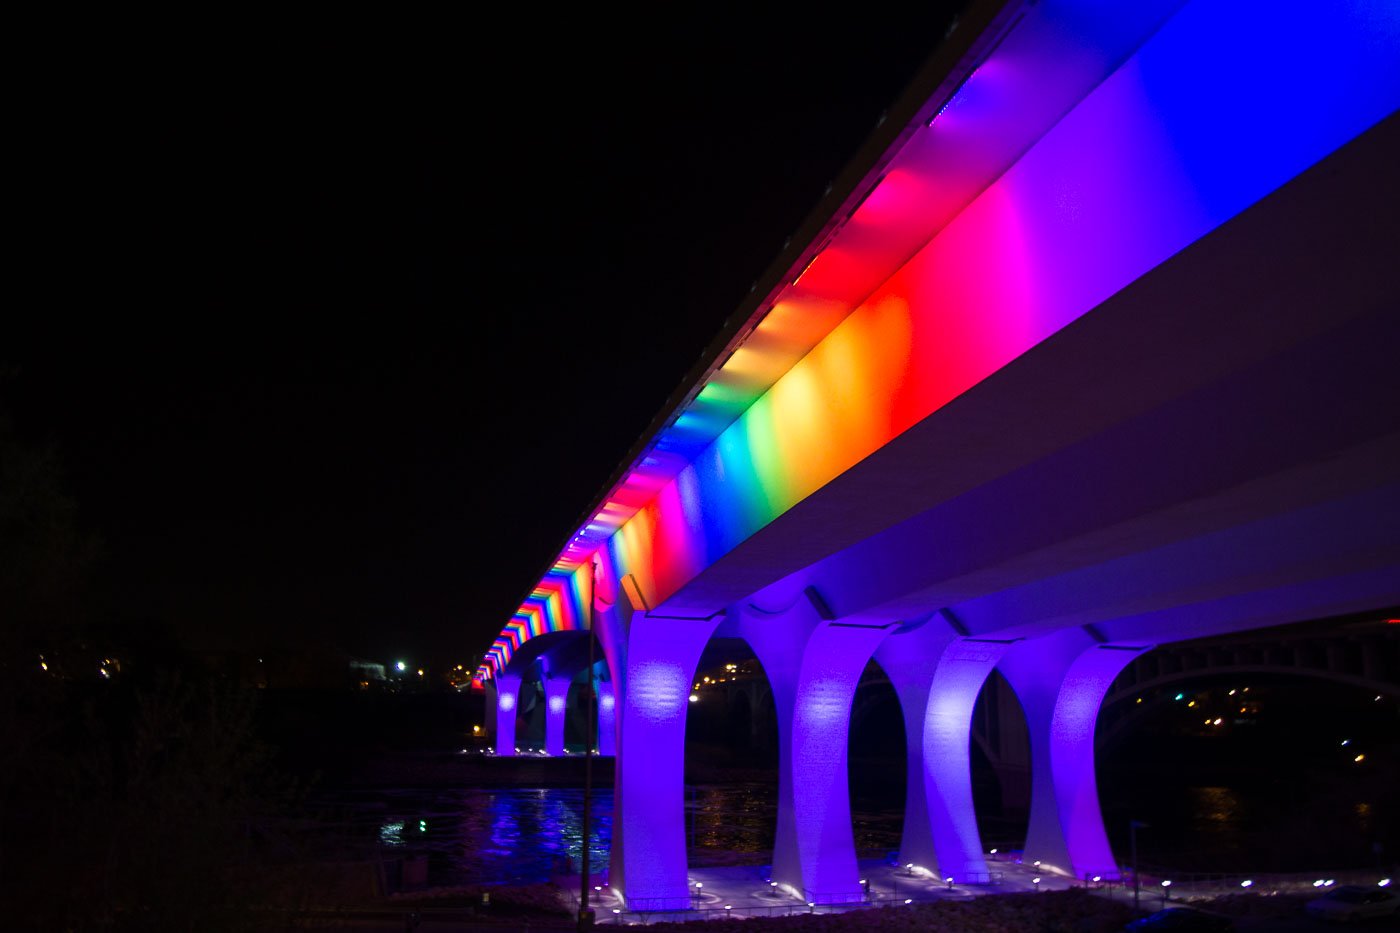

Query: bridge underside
[{"left": 671, "top": 114, "right": 1400, "bottom": 639}]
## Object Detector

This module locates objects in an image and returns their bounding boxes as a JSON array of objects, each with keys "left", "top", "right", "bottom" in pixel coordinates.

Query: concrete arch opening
[{"left": 683, "top": 637, "right": 781, "bottom": 864}]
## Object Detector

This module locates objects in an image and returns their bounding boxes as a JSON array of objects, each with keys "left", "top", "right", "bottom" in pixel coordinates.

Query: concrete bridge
[{"left": 474, "top": 0, "right": 1400, "bottom": 911}]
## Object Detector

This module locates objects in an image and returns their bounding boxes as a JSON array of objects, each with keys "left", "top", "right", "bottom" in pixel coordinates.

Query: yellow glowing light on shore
[{"left": 1354, "top": 754, "right": 1365, "bottom": 762}]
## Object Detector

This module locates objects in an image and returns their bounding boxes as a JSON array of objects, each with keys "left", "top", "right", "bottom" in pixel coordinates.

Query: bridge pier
[
  {"left": 999, "top": 631, "right": 1148, "bottom": 880},
  {"left": 596, "top": 680, "right": 616, "bottom": 755},
  {"left": 612, "top": 611, "right": 722, "bottom": 910},
  {"left": 738, "top": 591, "right": 894, "bottom": 904},
  {"left": 494, "top": 672, "right": 522, "bottom": 756},
  {"left": 879, "top": 628, "right": 1013, "bottom": 883},
  {"left": 544, "top": 675, "right": 570, "bottom": 756}
]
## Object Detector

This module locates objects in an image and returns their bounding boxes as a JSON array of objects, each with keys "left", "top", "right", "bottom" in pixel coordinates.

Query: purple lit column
[
  {"left": 596, "top": 681, "right": 616, "bottom": 756},
  {"left": 495, "top": 672, "right": 522, "bottom": 756},
  {"left": 790, "top": 622, "right": 891, "bottom": 902},
  {"left": 739, "top": 592, "right": 893, "bottom": 904},
  {"left": 878, "top": 629, "right": 1010, "bottom": 882},
  {"left": 545, "top": 676, "right": 570, "bottom": 756},
  {"left": 614, "top": 611, "right": 721, "bottom": 910},
  {"left": 999, "top": 630, "right": 1148, "bottom": 880}
]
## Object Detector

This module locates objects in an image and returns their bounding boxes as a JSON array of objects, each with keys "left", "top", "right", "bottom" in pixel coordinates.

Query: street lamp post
[
  {"left": 1130, "top": 821, "right": 1148, "bottom": 912},
  {"left": 579, "top": 560, "right": 598, "bottom": 932}
]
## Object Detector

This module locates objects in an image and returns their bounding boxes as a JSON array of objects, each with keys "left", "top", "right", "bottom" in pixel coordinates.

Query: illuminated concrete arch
[
  {"left": 998, "top": 630, "right": 1150, "bottom": 880},
  {"left": 726, "top": 587, "right": 896, "bottom": 904},
  {"left": 474, "top": 0, "right": 1400, "bottom": 911}
]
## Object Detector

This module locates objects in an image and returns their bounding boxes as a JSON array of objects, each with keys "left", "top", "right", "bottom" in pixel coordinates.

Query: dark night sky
[{"left": 6, "top": 6, "right": 966, "bottom": 668}]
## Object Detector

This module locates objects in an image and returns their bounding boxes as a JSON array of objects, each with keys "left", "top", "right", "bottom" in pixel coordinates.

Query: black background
[{"left": 5, "top": 5, "right": 966, "bottom": 667}]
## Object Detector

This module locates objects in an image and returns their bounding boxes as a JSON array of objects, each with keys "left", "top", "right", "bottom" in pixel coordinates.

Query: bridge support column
[
  {"left": 878, "top": 629, "right": 1011, "bottom": 882},
  {"left": 494, "top": 673, "right": 522, "bottom": 756},
  {"left": 596, "top": 681, "right": 616, "bottom": 756},
  {"left": 545, "top": 676, "right": 570, "bottom": 756},
  {"left": 614, "top": 612, "right": 722, "bottom": 910},
  {"left": 739, "top": 592, "right": 893, "bottom": 904},
  {"left": 999, "top": 631, "right": 1148, "bottom": 881}
]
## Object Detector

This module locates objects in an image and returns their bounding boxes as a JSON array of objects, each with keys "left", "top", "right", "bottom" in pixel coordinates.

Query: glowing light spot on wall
[
  {"left": 499, "top": 693, "right": 515, "bottom": 712},
  {"left": 631, "top": 660, "right": 687, "bottom": 724}
]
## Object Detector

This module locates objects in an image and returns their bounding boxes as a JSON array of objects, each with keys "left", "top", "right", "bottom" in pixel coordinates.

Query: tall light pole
[
  {"left": 1130, "top": 821, "right": 1148, "bottom": 912},
  {"left": 579, "top": 560, "right": 598, "bottom": 932}
]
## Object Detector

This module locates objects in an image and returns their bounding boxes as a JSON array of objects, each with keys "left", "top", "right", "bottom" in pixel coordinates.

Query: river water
[
  {"left": 303, "top": 782, "right": 906, "bottom": 887},
  {"left": 301, "top": 772, "right": 1389, "bottom": 888}
]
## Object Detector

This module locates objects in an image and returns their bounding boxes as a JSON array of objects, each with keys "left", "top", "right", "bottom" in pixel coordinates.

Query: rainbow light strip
[{"left": 479, "top": 0, "right": 1400, "bottom": 682}]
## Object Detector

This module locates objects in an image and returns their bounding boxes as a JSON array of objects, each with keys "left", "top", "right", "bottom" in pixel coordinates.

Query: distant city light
[
  {"left": 1241, "top": 880, "right": 1253, "bottom": 888},
  {"left": 1162, "top": 880, "right": 1172, "bottom": 887},
  {"left": 689, "top": 694, "right": 699, "bottom": 703},
  {"left": 1342, "top": 739, "right": 1350, "bottom": 745},
  {"left": 1175, "top": 694, "right": 1184, "bottom": 701},
  {"left": 396, "top": 661, "right": 406, "bottom": 671},
  {"left": 417, "top": 669, "right": 424, "bottom": 676},
  {"left": 1228, "top": 689, "right": 1237, "bottom": 696},
  {"left": 1187, "top": 700, "right": 1196, "bottom": 707},
  {"left": 1379, "top": 879, "right": 1391, "bottom": 887},
  {"left": 1354, "top": 754, "right": 1365, "bottom": 762}
]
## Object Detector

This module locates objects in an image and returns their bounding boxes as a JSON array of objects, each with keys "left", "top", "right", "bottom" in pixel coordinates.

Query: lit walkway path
[{"left": 563, "top": 858, "right": 1122, "bottom": 923}]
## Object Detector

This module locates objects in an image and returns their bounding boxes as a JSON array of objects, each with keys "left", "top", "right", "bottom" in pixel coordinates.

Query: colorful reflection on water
[
  {"left": 308, "top": 786, "right": 611, "bottom": 886},
  {"left": 305, "top": 783, "right": 905, "bottom": 886}
]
